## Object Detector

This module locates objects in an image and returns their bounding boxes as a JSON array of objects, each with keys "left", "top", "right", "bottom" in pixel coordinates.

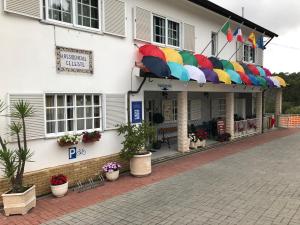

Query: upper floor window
[
  {"left": 153, "top": 15, "right": 180, "bottom": 47},
  {"left": 243, "top": 44, "right": 255, "bottom": 63},
  {"left": 46, "top": 93, "right": 102, "bottom": 135},
  {"left": 211, "top": 32, "right": 218, "bottom": 56},
  {"left": 45, "top": 0, "right": 100, "bottom": 29}
]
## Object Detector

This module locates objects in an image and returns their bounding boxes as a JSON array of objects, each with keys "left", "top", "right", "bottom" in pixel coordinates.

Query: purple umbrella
[
  {"left": 202, "top": 68, "right": 219, "bottom": 83},
  {"left": 264, "top": 76, "right": 276, "bottom": 88}
]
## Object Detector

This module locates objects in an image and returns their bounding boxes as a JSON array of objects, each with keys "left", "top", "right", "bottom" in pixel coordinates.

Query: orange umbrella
[{"left": 230, "top": 61, "right": 245, "bottom": 73}]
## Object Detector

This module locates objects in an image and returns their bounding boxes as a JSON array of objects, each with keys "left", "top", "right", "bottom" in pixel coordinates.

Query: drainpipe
[
  {"left": 261, "top": 89, "right": 266, "bottom": 133},
  {"left": 127, "top": 76, "right": 147, "bottom": 123}
]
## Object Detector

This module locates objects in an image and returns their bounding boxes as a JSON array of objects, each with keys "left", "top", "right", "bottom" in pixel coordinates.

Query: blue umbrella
[
  {"left": 248, "top": 73, "right": 260, "bottom": 86},
  {"left": 142, "top": 56, "right": 171, "bottom": 78},
  {"left": 256, "top": 66, "right": 266, "bottom": 77},
  {"left": 225, "top": 69, "right": 243, "bottom": 84},
  {"left": 167, "top": 62, "right": 190, "bottom": 81}
]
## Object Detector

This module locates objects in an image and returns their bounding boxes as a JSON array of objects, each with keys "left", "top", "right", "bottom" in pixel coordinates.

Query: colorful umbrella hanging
[
  {"left": 221, "top": 60, "right": 234, "bottom": 70},
  {"left": 202, "top": 68, "right": 219, "bottom": 83},
  {"left": 213, "top": 69, "right": 231, "bottom": 84},
  {"left": 225, "top": 69, "right": 243, "bottom": 84},
  {"left": 209, "top": 57, "right": 224, "bottom": 69},
  {"left": 264, "top": 76, "right": 276, "bottom": 88},
  {"left": 239, "top": 62, "right": 252, "bottom": 75},
  {"left": 139, "top": 44, "right": 166, "bottom": 61},
  {"left": 142, "top": 56, "right": 171, "bottom": 78},
  {"left": 256, "top": 76, "right": 268, "bottom": 88},
  {"left": 167, "top": 62, "right": 190, "bottom": 81},
  {"left": 184, "top": 65, "right": 206, "bottom": 84},
  {"left": 247, "top": 64, "right": 260, "bottom": 76},
  {"left": 230, "top": 61, "right": 245, "bottom": 73},
  {"left": 273, "top": 76, "right": 287, "bottom": 87},
  {"left": 269, "top": 76, "right": 280, "bottom": 87},
  {"left": 179, "top": 51, "right": 198, "bottom": 67},
  {"left": 262, "top": 67, "right": 272, "bottom": 76},
  {"left": 161, "top": 48, "right": 183, "bottom": 65},
  {"left": 237, "top": 71, "right": 252, "bottom": 85},
  {"left": 256, "top": 66, "right": 266, "bottom": 77},
  {"left": 248, "top": 74, "right": 260, "bottom": 86},
  {"left": 194, "top": 54, "right": 213, "bottom": 70}
]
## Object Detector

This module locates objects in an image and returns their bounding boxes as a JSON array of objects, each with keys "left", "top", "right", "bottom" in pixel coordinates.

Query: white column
[
  {"left": 256, "top": 92, "right": 263, "bottom": 133},
  {"left": 225, "top": 93, "right": 234, "bottom": 138},
  {"left": 177, "top": 91, "right": 189, "bottom": 152},
  {"left": 275, "top": 89, "right": 282, "bottom": 116}
]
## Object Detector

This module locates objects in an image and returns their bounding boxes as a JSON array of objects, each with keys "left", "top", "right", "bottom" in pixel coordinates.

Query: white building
[{"left": 0, "top": 0, "right": 282, "bottom": 196}]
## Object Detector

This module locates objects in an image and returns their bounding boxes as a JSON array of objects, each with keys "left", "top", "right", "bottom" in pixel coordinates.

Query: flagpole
[
  {"left": 200, "top": 16, "right": 231, "bottom": 54},
  {"left": 225, "top": 21, "right": 245, "bottom": 61}
]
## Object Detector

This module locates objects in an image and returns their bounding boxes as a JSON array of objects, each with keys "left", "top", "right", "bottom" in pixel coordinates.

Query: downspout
[
  {"left": 261, "top": 89, "right": 266, "bottom": 133},
  {"left": 127, "top": 76, "right": 147, "bottom": 124}
]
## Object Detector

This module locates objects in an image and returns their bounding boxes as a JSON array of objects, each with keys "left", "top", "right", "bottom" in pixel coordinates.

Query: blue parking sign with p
[{"left": 69, "top": 147, "right": 77, "bottom": 159}]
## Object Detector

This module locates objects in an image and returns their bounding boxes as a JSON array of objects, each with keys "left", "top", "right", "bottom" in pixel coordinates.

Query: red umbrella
[
  {"left": 139, "top": 44, "right": 166, "bottom": 61},
  {"left": 247, "top": 64, "right": 260, "bottom": 76},
  {"left": 262, "top": 67, "right": 272, "bottom": 76},
  {"left": 194, "top": 54, "right": 213, "bottom": 70},
  {"left": 237, "top": 71, "right": 252, "bottom": 85}
]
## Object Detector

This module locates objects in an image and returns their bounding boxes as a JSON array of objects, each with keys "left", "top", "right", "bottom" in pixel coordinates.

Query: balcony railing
[
  {"left": 278, "top": 114, "right": 300, "bottom": 128},
  {"left": 234, "top": 118, "right": 259, "bottom": 138}
]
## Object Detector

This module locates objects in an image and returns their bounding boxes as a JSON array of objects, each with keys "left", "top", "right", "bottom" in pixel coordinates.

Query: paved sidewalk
[{"left": 1, "top": 128, "right": 299, "bottom": 225}]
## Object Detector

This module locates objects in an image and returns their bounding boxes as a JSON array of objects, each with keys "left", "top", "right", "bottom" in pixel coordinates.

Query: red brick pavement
[{"left": 1, "top": 128, "right": 299, "bottom": 225}]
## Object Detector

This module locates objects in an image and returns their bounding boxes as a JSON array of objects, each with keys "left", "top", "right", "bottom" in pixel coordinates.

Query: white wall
[{"left": 0, "top": 0, "right": 264, "bottom": 174}]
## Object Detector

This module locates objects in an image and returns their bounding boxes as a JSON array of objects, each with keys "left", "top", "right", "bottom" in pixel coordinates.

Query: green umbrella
[
  {"left": 221, "top": 60, "right": 234, "bottom": 70},
  {"left": 179, "top": 51, "right": 198, "bottom": 67},
  {"left": 256, "top": 76, "right": 267, "bottom": 88}
]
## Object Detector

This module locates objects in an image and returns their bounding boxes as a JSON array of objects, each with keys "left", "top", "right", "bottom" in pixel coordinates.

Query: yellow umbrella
[
  {"left": 274, "top": 76, "right": 286, "bottom": 87},
  {"left": 230, "top": 61, "right": 245, "bottom": 73},
  {"left": 161, "top": 48, "right": 183, "bottom": 65},
  {"left": 213, "top": 69, "right": 232, "bottom": 84}
]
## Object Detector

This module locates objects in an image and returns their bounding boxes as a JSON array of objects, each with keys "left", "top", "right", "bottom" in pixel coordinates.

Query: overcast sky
[{"left": 210, "top": 0, "right": 300, "bottom": 73}]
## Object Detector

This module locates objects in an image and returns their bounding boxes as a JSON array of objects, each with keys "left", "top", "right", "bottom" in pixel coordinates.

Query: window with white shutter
[
  {"left": 105, "top": 94, "right": 126, "bottom": 129},
  {"left": 9, "top": 94, "right": 45, "bottom": 140},
  {"left": 183, "top": 23, "right": 195, "bottom": 52},
  {"left": 4, "top": 0, "right": 41, "bottom": 19},
  {"left": 190, "top": 99, "right": 201, "bottom": 120},
  {"left": 103, "top": 0, "right": 126, "bottom": 37},
  {"left": 134, "top": 6, "right": 152, "bottom": 42}
]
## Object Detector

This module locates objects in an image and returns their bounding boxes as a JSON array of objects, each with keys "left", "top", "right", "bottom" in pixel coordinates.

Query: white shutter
[
  {"left": 190, "top": 100, "right": 201, "bottom": 120},
  {"left": 183, "top": 23, "right": 195, "bottom": 52},
  {"left": 105, "top": 94, "right": 126, "bottom": 129},
  {"left": 103, "top": 0, "right": 126, "bottom": 37},
  {"left": 236, "top": 42, "right": 243, "bottom": 62},
  {"left": 9, "top": 94, "right": 45, "bottom": 140},
  {"left": 134, "top": 6, "right": 151, "bottom": 42},
  {"left": 4, "top": 0, "right": 41, "bottom": 19},
  {"left": 256, "top": 48, "right": 263, "bottom": 66}
]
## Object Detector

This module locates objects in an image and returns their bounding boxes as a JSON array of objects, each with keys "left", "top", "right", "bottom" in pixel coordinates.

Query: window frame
[
  {"left": 151, "top": 14, "right": 182, "bottom": 49},
  {"left": 243, "top": 43, "right": 256, "bottom": 63},
  {"left": 217, "top": 98, "right": 226, "bottom": 117},
  {"left": 45, "top": 93, "right": 103, "bottom": 138},
  {"left": 44, "top": 0, "right": 101, "bottom": 32},
  {"left": 211, "top": 31, "right": 218, "bottom": 56}
]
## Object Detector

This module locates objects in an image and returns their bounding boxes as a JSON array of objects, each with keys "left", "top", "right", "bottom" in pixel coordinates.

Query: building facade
[{"left": 0, "top": 0, "right": 282, "bottom": 196}]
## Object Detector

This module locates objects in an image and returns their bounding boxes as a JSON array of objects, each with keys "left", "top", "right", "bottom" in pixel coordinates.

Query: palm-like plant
[{"left": 0, "top": 100, "right": 34, "bottom": 193}]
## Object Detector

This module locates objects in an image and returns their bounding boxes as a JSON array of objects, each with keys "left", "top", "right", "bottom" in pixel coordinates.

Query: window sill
[
  {"left": 45, "top": 129, "right": 103, "bottom": 140},
  {"left": 40, "top": 20, "right": 104, "bottom": 35}
]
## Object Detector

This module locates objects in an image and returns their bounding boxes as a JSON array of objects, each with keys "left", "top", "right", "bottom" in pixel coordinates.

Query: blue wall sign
[
  {"left": 131, "top": 101, "right": 142, "bottom": 124},
  {"left": 68, "top": 147, "right": 86, "bottom": 160}
]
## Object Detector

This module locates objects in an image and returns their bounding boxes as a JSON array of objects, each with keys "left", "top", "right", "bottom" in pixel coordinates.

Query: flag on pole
[
  {"left": 248, "top": 32, "right": 256, "bottom": 48},
  {"left": 257, "top": 35, "right": 265, "bottom": 49},
  {"left": 233, "top": 27, "right": 244, "bottom": 43},
  {"left": 221, "top": 21, "right": 233, "bottom": 42}
]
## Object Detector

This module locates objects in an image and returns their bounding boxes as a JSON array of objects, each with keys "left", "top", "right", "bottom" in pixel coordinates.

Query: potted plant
[
  {"left": 102, "top": 162, "right": 121, "bottom": 181},
  {"left": 188, "top": 133, "right": 197, "bottom": 149},
  {"left": 82, "top": 131, "right": 101, "bottom": 143},
  {"left": 117, "top": 121, "right": 155, "bottom": 177},
  {"left": 50, "top": 174, "right": 68, "bottom": 197},
  {"left": 0, "top": 100, "right": 36, "bottom": 216},
  {"left": 57, "top": 134, "right": 80, "bottom": 147},
  {"left": 151, "top": 113, "right": 164, "bottom": 150},
  {"left": 195, "top": 129, "right": 208, "bottom": 148},
  {"left": 216, "top": 132, "right": 231, "bottom": 142}
]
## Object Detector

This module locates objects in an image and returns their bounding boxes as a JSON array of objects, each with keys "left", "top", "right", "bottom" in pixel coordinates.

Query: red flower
[{"left": 50, "top": 174, "right": 68, "bottom": 186}]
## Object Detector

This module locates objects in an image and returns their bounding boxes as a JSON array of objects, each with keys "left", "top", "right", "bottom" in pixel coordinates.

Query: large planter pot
[
  {"left": 105, "top": 170, "right": 120, "bottom": 181},
  {"left": 130, "top": 152, "right": 152, "bottom": 177},
  {"left": 51, "top": 182, "right": 68, "bottom": 198},
  {"left": 2, "top": 185, "right": 36, "bottom": 216}
]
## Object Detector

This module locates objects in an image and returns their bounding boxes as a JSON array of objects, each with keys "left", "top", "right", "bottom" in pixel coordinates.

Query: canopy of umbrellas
[{"left": 137, "top": 44, "right": 286, "bottom": 88}]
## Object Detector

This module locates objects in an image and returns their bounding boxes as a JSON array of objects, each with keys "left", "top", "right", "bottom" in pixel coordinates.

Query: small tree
[{"left": 0, "top": 100, "right": 34, "bottom": 193}]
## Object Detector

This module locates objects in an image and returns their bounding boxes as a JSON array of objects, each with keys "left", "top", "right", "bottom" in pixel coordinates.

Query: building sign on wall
[
  {"left": 69, "top": 147, "right": 87, "bottom": 160},
  {"left": 131, "top": 101, "right": 142, "bottom": 124},
  {"left": 56, "top": 47, "right": 93, "bottom": 74}
]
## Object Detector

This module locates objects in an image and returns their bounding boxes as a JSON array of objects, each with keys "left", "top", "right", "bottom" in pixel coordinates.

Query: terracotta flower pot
[
  {"left": 2, "top": 185, "right": 36, "bottom": 216},
  {"left": 105, "top": 170, "right": 120, "bottom": 181},
  {"left": 51, "top": 182, "right": 68, "bottom": 197},
  {"left": 130, "top": 152, "right": 152, "bottom": 177}
]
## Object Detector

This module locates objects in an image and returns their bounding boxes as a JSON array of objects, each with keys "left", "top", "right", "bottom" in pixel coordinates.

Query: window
[
  {"left": 243, "top": 44, "right": 255, "bottom": 63},
  {"left": 211, "top": 32, "right": 218, "bottom": 56},
  {"left": 46, "top": 94, "right": 102, "bottom": 135},
  {"left": 153, "top": 15, "right": 180, "bottom": 47},
  {"left": 45, "top": 0, "right": 100, "bottom": 29},
  {"left": 217, "top": 99, "right": 226, "bottom": 117},
  {"left": 162, "top": 99, "right": 177, "bottom": 121}
]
